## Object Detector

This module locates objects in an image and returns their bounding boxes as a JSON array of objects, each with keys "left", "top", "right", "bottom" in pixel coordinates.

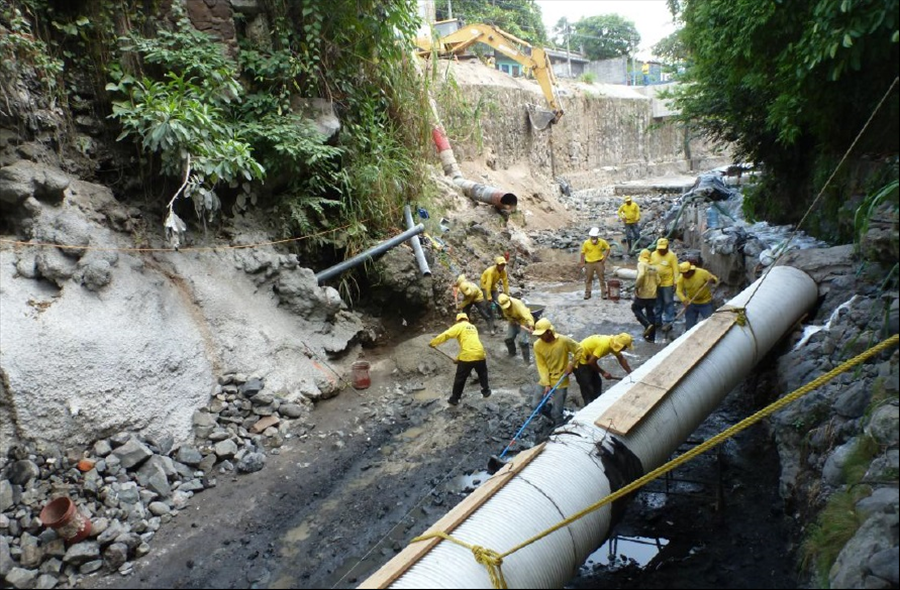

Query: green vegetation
[
  {"left": 435, "top": 0, "right": 546, "bottom": 46},
  {"left": 664, "top": 0, "right": 899, "bottom": 242},
  {"left": 570, "top": 14, "right": 639, "bottom": 60},
  {"left": 578, "top": 72, "right": 597, "bottom": 85},
  {"left": 2, "top": 0, "right": 434, "bottom": 260},
  {"left": 801, "top": 484, "right": 872, "bottom": 587}
]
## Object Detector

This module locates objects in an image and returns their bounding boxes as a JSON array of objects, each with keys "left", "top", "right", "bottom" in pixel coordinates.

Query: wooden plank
[
  {"left": 358, "top": 442, "right": 547, "bottom": 589},
  {"left": 595, "top": 310, "right": 738, "bottom": 436}
]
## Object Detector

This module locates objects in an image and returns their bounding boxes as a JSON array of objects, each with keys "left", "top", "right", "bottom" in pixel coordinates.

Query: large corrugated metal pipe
[{"left": 361, "top": 265, "right": 817, "bottom": 589}]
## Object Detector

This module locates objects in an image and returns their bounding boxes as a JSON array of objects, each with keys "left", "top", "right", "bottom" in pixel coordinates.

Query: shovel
[
  {"left": 487, "top": 373, "right": 567, "bottom": 474},
  {"left": 643, "top": 283, "right": 714, "bottom": 338},
  {"left": 430, "top": 345, "right": 457, "bottom": 364}
]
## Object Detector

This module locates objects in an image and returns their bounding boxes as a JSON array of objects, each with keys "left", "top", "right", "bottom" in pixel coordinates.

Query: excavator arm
[{"left": 418, "top": 23, "right": 563, "bottom": 127}]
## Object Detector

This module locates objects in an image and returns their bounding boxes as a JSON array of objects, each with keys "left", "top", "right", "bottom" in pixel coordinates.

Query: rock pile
[{"left": 0, "top": 371, "right": 329, "bottom": 588}]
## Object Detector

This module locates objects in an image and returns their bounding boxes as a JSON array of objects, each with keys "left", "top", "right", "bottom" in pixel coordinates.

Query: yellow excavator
[{"left": 415, "top": 19, "right": 564, "bottom": 130}]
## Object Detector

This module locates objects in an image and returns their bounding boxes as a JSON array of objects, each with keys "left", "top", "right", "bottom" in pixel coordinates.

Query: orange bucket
[
  {"left": 40, "top": 497, "right": 92, "bottom": 544},
  {"left": 607, "top": 279, "right": 622, "bottom": 301},
  {"left": 351, "top": 361, "right": 371, "bottom": 390}
]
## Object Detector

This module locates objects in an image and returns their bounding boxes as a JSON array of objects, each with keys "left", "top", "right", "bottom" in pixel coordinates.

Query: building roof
[{"left": 543, "top": 48, "right": 589, "bottom": 63}]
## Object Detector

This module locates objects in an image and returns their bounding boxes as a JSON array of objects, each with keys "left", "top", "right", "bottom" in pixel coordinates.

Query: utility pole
[
  {"left": 565, "top": 23, "right": 572, "bottom": 78},
  {"left": 447, "top": 0, "right": 452, "bottom": 19}
]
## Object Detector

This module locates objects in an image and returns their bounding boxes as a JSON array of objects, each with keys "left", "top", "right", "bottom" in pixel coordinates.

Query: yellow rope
[
  {"left": 415, "top": 333, "right": 898, "bottom": 588},
  {"left": 411, "top": 531, "right": 508, "bottom": 589}
]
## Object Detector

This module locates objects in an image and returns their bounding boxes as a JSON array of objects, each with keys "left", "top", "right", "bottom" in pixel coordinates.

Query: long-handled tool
[
  {"left": 487, "top": 373, "right": 567, "bottom": 474},
  {"left": 643, "top": 282, "right": 714, "bottom": 338},
  {"left": 430, "top": 345, "right": 457, "bottom": 363}
]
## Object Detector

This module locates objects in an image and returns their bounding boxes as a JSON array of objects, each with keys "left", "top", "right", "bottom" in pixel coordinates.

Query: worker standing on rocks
[
  {"left": 455, "top": 274, "right": 496, "bottom": 334},
  {"left": 617, "top": 196, "right": 641, "bottom": 255},
  {"left": 481, "top": 256, "right": 509, "bottom": 321},
  {"left": 579, "top": 227, "right": 611, "bottom": 300},
  {"left": 676, "top": 261, "right": 719, "bottom": 331},
  {"left": 429, "top": 312, "right": 491, "bottom": 406},
  {"left": 650, "top": 238, "right": 680, "bottom": 335},
  {"left": 573, "top": 333, "right": 634, "bottom": 405},
  {"left": 496, "top": 293, "right": 535, "bottom": 365},
  {"left": 632, "top": 249, "right": 660, "bottom": 342},
  {"left": 532, "top": 318, "right": 581, "bottom": 425}
]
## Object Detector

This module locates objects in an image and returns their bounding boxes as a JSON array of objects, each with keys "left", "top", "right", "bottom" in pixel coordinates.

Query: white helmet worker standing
[{"left": 579, "top": 228, "right": 611, "bottom": 300}]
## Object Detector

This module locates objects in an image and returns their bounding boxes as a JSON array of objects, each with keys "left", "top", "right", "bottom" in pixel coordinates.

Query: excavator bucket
[{"left": 526, "top": 104, "right": 557, "bottom": 131}]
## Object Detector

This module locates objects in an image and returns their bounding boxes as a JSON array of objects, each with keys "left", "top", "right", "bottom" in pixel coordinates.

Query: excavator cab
[{"left": 414, "top": 20, "right": 564, "bottom": 129}]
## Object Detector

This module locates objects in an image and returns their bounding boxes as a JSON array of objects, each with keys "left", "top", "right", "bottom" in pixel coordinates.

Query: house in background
[{"left": 544, "top": 48, "right": 588, "bottom": 78}]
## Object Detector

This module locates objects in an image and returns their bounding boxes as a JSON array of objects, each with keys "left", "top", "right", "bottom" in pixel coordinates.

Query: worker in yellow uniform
[
  {"left": 617, "top": 196, "right": 641, "bottom": 255},
  {"left": 481, "top": 256, "right": 509, "bottom": 321},
  {"left": 496, "top": 293, "right": 535, "bottom": 365},
  {"left": 532, "top": 318, "right": 582, "bottom": 425},
  {"left": 455, "top": 274, "right": 495, "bottom": 334},
  {"left": 579, "top": 227, "right": 610, "bottom": 300},
  {"left": 573, "top": 333, "right": 634, "bottom": 405},
  {"left": 676, "top": 261, "right": 719, "bottom": 332},
  {"left": 649, "top": 238, "right": 680, "bottom": 334},
  {"left": 429, "top": 312, "right": 491, "bottom": 406},
  {"left": 632, "top": 249, "right": 660, "bottom": 342}
]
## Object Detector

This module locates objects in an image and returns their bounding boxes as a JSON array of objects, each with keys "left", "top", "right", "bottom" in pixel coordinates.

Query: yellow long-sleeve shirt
[
  {"left": 457, "top": 280, "right": 484, "bottom": 308},
  {"left": 581, "top": 238, "right": 610, "bottom": 263},
  {"left": 676, "top": 268, "right": 719, "bottom": 305},
  {"left": 649, "top": 250, "right": 680, "bottom": 287},
  {"left": 634, "top": 260, "right": 660, "bottom": 299},
  {"left": 534, "top": 334, "right": 581, "bottom": 389},
  {"left": 500, "top": 297, "right": 535, "bottom": 329},
  {"left": 429, "top": 321, "right": 486, "bottom": 362},
  {"left": 480, "top": 265, "right": 509, "bottom": 300},
  {"left": 617, "top": 202, "right": 641, "bottom": 224},
  {"left": 575, "top": 335, "right": 615, "bottom": 366}
]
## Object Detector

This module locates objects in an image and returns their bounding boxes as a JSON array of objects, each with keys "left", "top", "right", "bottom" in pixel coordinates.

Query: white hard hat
[{"left": 588, "top": 227, "right": 600, "bottom": 237}]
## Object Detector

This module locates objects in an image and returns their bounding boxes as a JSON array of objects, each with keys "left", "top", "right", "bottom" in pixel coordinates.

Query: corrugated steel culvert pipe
[
  {"left": 361, "top": 265, "right": 817, "bottom": 589},
  {"left": 430, "top": 99, "right": 517, "bottom": 212}
]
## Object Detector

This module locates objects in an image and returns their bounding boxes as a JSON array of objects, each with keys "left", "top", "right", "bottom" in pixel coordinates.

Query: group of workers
[{"left": 429, "top": 195, "right": 720, "bottom": 418}]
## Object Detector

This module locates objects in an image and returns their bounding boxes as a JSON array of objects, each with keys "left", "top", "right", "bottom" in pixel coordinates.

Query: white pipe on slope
[{"left": 367, "top": 265, "right": 817, "bottom": 589}]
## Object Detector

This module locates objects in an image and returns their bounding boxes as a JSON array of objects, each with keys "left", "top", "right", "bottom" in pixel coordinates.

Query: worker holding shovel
[
  {"left": 496, "top": 293, "right": 535, "bottom": 365},
  {"left": 455, "top": 274, "right": 496, "bottom": 335},
  {"left": 480, "top": 256, "right": 509, "bottom": 322},
  {"left": 429, "top": 313, "right": 491, "bottom": 406},
  {"left": 573, "top": 333, "right": 634, "bottom": 406},
  {"left": 676, "top": 262, "right": 720, "bottom": 332},
  {"left": 650, "top": 238, "right": 680, "bottom": 335},
  {"left": 532, "top": 318, "right": 582, "bottom": 425}
]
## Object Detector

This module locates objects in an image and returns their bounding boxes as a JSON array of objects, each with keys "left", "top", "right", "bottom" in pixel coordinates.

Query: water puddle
[
  {"left": 412, "top": 388, "right": 441, "bottom": 401},
  {"left": 580, "top": 534, "right": 669, "bottom": 572}
]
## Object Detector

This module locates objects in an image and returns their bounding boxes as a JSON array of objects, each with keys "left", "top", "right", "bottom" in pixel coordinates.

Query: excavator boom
[{"left": 416, "top": 22, "right": 563, "bottom": 127}]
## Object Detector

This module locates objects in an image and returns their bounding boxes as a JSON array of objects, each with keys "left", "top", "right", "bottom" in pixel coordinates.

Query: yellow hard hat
[
  {"left": 679, "top": 261, "right": 695, "bottom": 273},
  {"left": 624, "top": 196, "right": 633, "bottom": 203},
  {"left": 456, "top": 312, "right": 469, "bottom": 322},
  {"left": 657, "top": 238, "right": 669, "bottom": 249},
  {"left": 497, "top": 293, "right": 511, "bottom": 309},
  {"left": 495, "top": 256, "right": 506, "bottom": 266},
  {"left": 639, "top": 249, "right": 651, "bottom": 261},
  {"left": 456, "top": 274, "right": 467, "bottom": 285},
  {"left": 611, "top": 332, "right": 633, "bottom": 352},
  {"left": 532, "top": 318, "right": 553, "bottom": 336}
]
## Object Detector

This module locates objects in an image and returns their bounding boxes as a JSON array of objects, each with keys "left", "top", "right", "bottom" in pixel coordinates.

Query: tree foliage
[
  {"left": 666, "top": 0, "right": 899, "bottom": 238},
  {"left": 435, "top": 0, "right": 546, "bottom": 46},
  {"left": 572, "top": 14, "right": 640, "bottom": 60}
]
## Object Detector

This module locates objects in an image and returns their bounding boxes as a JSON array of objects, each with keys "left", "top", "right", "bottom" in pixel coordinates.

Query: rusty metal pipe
[
  {"left": 315, "top": 224, "right": 425, "bottom": 284},
  {"left": 429, "top": 99, "right": 517, "bottom": 212},
  {"left": 403, "top": 205, "right": 431, "bottom": 276}
]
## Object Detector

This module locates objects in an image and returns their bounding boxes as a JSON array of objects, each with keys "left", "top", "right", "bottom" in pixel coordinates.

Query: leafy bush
[{"left": 578, "top": 72, "right": 596, "bottom": 84}]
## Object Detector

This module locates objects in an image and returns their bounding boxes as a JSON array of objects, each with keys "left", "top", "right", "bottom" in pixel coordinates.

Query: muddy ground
[{"left": 81, "top": 248, "right": 802, "bottom": 589}]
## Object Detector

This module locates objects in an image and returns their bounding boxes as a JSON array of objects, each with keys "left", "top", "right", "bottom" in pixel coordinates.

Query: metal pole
[
  {"left": 403, "top": 205, "right": 431, "bottom": 276},
  {"left": 315, "top": 224, "right": 425, "bottom": 284},
  {"left": 565, "top": 24, "right": 572, "bottom": 78}
]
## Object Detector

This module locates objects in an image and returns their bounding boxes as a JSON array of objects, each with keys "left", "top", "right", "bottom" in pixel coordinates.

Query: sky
[{"left": 535, "top": 0, "right": 676, "bottom": 59}]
